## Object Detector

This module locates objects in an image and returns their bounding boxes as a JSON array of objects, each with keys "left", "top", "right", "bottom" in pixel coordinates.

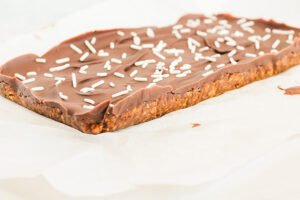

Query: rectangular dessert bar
[{"left": 0, "top": 13, "right": 300, "bottom": 134}]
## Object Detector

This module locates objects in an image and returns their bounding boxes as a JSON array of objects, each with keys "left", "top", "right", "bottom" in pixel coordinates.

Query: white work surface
[{"left": 1, "top": 0, "right": 300, "bottom": 199}]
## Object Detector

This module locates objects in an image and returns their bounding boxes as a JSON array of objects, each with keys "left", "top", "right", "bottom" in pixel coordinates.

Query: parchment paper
[{"left": 1, "top": 0, "right": 300, "bottom": 199}]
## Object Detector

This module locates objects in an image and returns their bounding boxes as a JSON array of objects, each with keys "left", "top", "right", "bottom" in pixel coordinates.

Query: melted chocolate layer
[{"left": 1, "top": 14, "right": 300, "bottom": 123}]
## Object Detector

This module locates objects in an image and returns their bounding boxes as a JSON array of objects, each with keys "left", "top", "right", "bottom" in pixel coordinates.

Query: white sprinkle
[
  {"left": 288, "top": 34, "right": 294, "bottom": 41},
  {"left": 80, "top": 87, "right": 95, "bottom": 93},
  {"left": 134, "top": 77, "right": 147, "bottom": 82},
  {"left": 199, "top": 47, "right": 209, "bottom": 52},
  {"left": 219, "top": 19, "right": 228, "bottom": 25},
  {"left": 262, "top": 34, "right": 271, "bottom": 41},
  {"left": 218, "top": 29, "right": 229, "bottom": 35},
  {"left": 104, "top": 61, "right": 111, "bottom": 70},
  {"left": 176, "top": 73, "right": 187, "bottom": 78},
  {"left": 126, "top": 85, "right": 133, "bottom": 91},
  {"left": 237, "top": 18, "right": 246, "bottom": 24},
  {"left": 272, "top": 39, "right": 280, "bottom": 49},
  {"left": 226, "top": 41, "right": 237, "bottom": 46},
  {"left": 146, "top": 83, "right": 156, "bottom": 88},
  {"left": 164, "top": 48, "right": 184, "bottom": 56},
  {"left": 214, "top": 41, "right": 220, "bottom": 48},
  {"left": 98, "top": 49, "right": 109, "bottom": 57},
  {"left": 79, "top": 65, "right": 88, "bottom": 74},
  {"left": 230, "top": 57, "right": 237, "bottom": 65},
  {"left": 196, "top": 30, "right": 207, "bottom": 37},
  {"left": 188, "top": 37, "right": 201, "bottom": 47},
  {"left": 151, "top": 74, "right": 169, "bottom": 78},
  {"left": 114, "top": 72, "right": 125, "bottom": 78},
  {"left": 22, "top": 78, "right": 35, "bottom": 84},
  {"left": 245, "top": 53, "right": 257, "bottom": 58},
  {"left": 130, "top": 69, "right": 138, "bottom": 77},
  {"left": 232, "top": 31, "right": 244, "bottom": 37},
  {"left": 97, "top": 72, "right": 108, "bottom": 77},
  {"left": 35, "top": 58, "right": 46, "bottom": 63},
  {"left": 153, "top": 77, "right": 163, "bottom": 83},
  {"left": 117, "top": 31, "right": 125, "bottom": 36},
  {"left": 110, "top": 42, "right": 115, "bottom": 49},
  {"left": 271, "top": 49, "right": 279, "bottom": 54},
  {"left": 172, "top": 30, "right": 182, "bottom": 39},
  {"left": 80, "top": 52, "right": 89, "bottom": 62},
  {"left": 56, "top": 57, "right": 70, "bottom": 64},
  {"left": 146, "top": 28, "right": 155, "bottom": 38},
  {"left": 170, "top": 70, "right": 180, "bottom": 74},
  {"left": 255, "top": 40, "right": 260, "bottom": 50},
  {"left": 83, "top": 105, "right": 95, "bottom": 110},
  {"left": 205, "top": 64, "right": 212, "bottom": 70},
  {"left": 131, "top": 32, "right": 137, "bottom": 36},
  {"left": 241, "top": 21, "right": 255, "bottom": 28},
  {"left": 49, "top": 63, "right": 70, "bottom": 72},
  {"left": 180, "top": 64, "right": 191, "bottom": 70},
  {"left": 72, "top": 73, "right": 77, "bottom": 88},
  {"left": 109, "top": 104, "right": 114, "bottom": 108},
  {"left": 186, "top": 19, "right": 200, "bottom": 28},
  {"left": 217, "top": 38, "right": 225, "bottom": 42},
  {"left": 236, "top": 45, "right": 245, "bottom": 51},
  {"left": 154, "top": 40, "right": 167, "bottom": 52},
  {"left": 216, "top": 64, "right": 225, "bottom": 68},
  {"left": 135, "top": 60, "right": 146, "bottom": 66},
  {"left": 27, "top": 71, "right": 37, "bottom": 76},
  {"left": 211, "top": 54, "right": 221, "bottom": 58},
  {"left": 142, "top": 44, "right": 154, "bottom": 48},
  {"left": 202, "top": 70, "right": 214, "bottom": 77},
  {"left": 55, "top": 80, "right": 63, "bottom": 86},
  {"left": 180, "top": 28, "right": 191, "bottom": 33},
  {"left": 84, "top": 40, "right": 96, "bottom": 54},
  {"left": 183, "top": 70, "right": 191, "bottom": 75},
  {"left": 142, "top": 62, "right": 150, "bottom": 68},
  {"left": 109, "top": 82, "right": 115, "bottom": 87},
  {"left": 31, "top": 87, "right": 44, "bottom": 91},
  {"left": 44, "top": 73, "right": 53, "bottom": 78},
  {"left": 111, "top": 58, "right": 122, "bottom": 64},
  {"left": 225, "top": 36, "right": 237, "bottom": 45},
  {"left": 272, "top": 29, "right": 294, "bottom": 35},
  {"left": 91, "top": 80, "right": 105, "bottom": 88},
  {"left": 84, "top": 98, "right": 95, "bottom": 105},
  {"left": 286, "top": 40, "right": 293, "bottom": 44},
  {"left": 133, "top": 35, "right": 141, "bottom": 45},
  {"left": 243, "top": 27, "right": 255, "bottom": 33},
  {"left": 91, "top": 37, "right": 96, "bottom": 45},
  {"left": 122, "top": 53, "right": 127, "bottom": 59},
  {"left": 54, "top": 77, "right": 65, "bottom": 86},
  {"left": 70, "top": 44, "right": 82, "bottom": 54},
  {"left": 10, "top": 73, "right": 25, "bottom": 82},
  {"left": 228, "top": 49, "right": 237, "bottom": 57},
  {"left": 203, "top": 56, "right": 217, "bottom": 62},
  {"left": 59, "top": 92, "right": 68, "bottom": 100},
  {"left": 204, "top": 19, "right": 213, "bottom": 24},
  {"left": 112, "top": 90, "right": 128, "bottom": 98},
  {"left": 130, "top": 44, "right": 142, "bottom": 50},
  {"left": 265, "top": 28, "right": 271, "bottom": 33},
  {"left": 173, "top": 24, "right": 183, "bottom": 30},
  {"left": 153, "top": 51, "right": 166, "bottom": 60},
  {"left": 259, "top": 51, "right": 265, "bottom": 56}
]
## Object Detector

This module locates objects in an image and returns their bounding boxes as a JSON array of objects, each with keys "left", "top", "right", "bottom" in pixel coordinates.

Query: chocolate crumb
[{"left": 278, "top": 86, "right": 300, "bottom": 95}]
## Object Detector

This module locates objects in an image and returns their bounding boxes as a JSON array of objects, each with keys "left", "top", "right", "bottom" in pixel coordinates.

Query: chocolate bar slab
[{"left": 0, "top": 14, "right": 299, "bottom": 134}]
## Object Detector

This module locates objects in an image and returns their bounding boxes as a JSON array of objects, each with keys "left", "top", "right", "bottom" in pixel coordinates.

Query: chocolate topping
[{"left": 1, "top": 14, "right": 300, "bottom": 124}]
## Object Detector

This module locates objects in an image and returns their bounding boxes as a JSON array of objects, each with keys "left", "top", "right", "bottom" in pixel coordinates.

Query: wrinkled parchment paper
[{"left": 1, "top": 0, "right": 300, "bottom": 199}]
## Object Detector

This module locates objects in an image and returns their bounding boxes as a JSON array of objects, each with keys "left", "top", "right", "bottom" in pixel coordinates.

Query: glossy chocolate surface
[{"left": 1, "top": 14, "right": 300, "bottom": 122}]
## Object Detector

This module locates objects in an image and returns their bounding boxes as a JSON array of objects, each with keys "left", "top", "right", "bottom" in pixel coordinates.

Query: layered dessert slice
[{"left": 0, "top": 14, "right": 299, "bottom": 134}]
